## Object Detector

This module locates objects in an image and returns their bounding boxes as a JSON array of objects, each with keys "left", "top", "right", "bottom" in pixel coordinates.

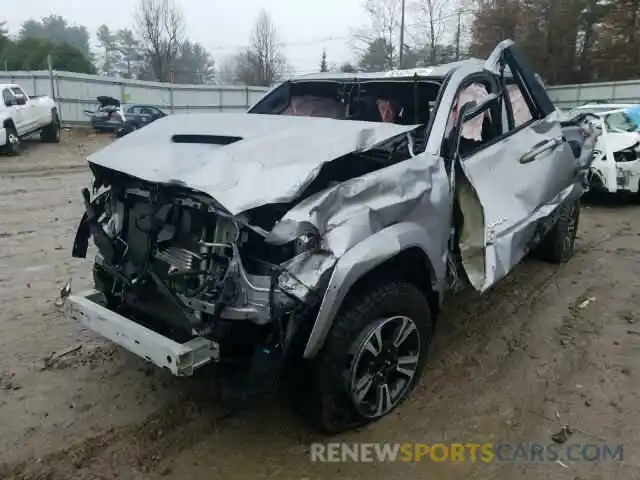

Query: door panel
[
  {"left": 455, "top": 42, "right": 580, "bottom": 292},
  {"left": 457, "top": 123, "right": 576, "bottom": 292},
  {"left": 11, "top": 88, "right": 38, "bottom": 132},
  {"left": 12, "top": 106, "right": 27, "bottom": 135}
]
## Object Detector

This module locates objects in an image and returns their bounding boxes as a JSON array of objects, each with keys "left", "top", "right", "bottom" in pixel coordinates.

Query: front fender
[
  {"left": 0, "top": 111, "right": 11, "bottom": 125},
  {"left": 302, "top": 221, "right": 446, "bottom": 359}
]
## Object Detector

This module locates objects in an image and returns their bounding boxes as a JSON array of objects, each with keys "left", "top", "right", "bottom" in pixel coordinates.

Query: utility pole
[
  {"left": 47, "top": 54, "right": 55, "bottom": 101},
  {"left": 399, "top": 0, "right": 406, "bottom": 69},
  {"left": 455, "top": 10, "right": 462, "bottom": 61}
]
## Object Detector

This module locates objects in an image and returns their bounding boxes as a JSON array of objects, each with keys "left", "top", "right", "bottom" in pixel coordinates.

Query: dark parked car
[
  {"left": 115, "top": 104, "right": 167, "bottom": 138},
  {"left": 85, "top": 96, "right": 125, "bottom": 132}
]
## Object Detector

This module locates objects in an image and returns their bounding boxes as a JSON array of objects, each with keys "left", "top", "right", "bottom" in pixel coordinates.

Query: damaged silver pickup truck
[{"left": 65, "top": 40, "right": 599, "bottom": 433}]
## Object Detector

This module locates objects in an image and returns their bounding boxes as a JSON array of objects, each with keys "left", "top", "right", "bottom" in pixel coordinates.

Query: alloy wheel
[
  {"left": 8, "top": 132, "right": 20, "bottom": 153},
  {"left": 347, "top": 315, "right": 421, "bottom": 418}
]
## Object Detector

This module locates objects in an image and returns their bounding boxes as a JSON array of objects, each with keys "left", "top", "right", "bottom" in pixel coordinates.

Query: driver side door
[
  {"left": 3, "top": 88, "right": 27, "bottom": 135},
  {"left": 434, "top": 42, "right": 582, "bottom": 292},
  {"left": 11, "top": 86, "right": 37, "bottom": 133}
]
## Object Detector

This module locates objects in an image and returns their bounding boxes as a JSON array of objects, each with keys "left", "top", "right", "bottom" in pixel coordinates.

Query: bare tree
[
  {"left": 355, "top": 0, "right": 403, "bottom": 68},
  {"left": 217, "top": 54, "right": 242, "bottom": 84},
  {"left": 135, "top": 0, "right": 185, "bottom": 82},
  {"left": 410, "top": 0, "right": 454, "bottom": 65},
  {"left": 247, "top": 10, "right": 287, "bottom": 86}
]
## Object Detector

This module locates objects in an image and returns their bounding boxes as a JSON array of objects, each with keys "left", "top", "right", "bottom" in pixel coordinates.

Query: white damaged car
[{"left": 564, "top": 104, "right": 640, "bottom": 195}]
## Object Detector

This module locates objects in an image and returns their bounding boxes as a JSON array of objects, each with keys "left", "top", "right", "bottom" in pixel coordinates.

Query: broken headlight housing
[
  {"left": 265, "top": 219, "right": 321, "bottom": 257},
  {"left": 293, "top": 231, "right": 320, "bottom": 256},
  {"left": 613, "top": 142, "right": 640, "bottom": 163}
]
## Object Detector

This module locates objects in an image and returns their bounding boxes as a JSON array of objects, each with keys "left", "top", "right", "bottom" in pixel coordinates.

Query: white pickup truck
[{"left": 0, "top": 83, "right": 60, "bottom": 156}]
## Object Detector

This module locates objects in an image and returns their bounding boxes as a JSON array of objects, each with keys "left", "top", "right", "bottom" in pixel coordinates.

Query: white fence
[
  {"left": 0, "top": 70, "right": 270, "bottom": 126},
  {"left": 1, "top": 70, "right": 640, "bottom": 125},
  {"left": 545, "top": 80, "right": 640, "bottom": 109}
]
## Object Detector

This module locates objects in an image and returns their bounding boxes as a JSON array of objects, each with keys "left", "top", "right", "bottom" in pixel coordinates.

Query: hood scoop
[{"left": 172, "top": 134, "right": 242, "bottom": 145}]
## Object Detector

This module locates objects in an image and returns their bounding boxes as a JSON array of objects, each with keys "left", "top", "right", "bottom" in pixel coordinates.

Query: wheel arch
[
  {"left": 302, "top": 222, "right": 445, "bottom": 359},
  {"left": 3, "top": 117, "right": 16, "bottom": 131}
]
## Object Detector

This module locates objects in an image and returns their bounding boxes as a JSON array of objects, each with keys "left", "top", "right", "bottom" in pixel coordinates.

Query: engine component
[{"left": 155, "top": 246, "right": 202, "bottom": 272}]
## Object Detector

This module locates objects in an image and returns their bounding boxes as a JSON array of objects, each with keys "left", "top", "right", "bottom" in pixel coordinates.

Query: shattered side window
[
  {"left": 605, "top": 112, "right": 638, "bottom": 133},
  {"left": 445, "top": 83, "right": 489, "bottom": 141},
  {"left": 506, "top": 84, "right": 533, "bottom": 128},
  {"left": 281, "top": 95, "right": 346, "bottom": 119}
]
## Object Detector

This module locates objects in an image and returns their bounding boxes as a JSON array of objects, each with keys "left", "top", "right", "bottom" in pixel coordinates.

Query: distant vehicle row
[{"left": 84, "top": 96, "right": 167, "bottom": 137}]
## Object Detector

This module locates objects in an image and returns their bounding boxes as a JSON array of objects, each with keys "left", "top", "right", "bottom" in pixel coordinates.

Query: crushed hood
[
  {"left": 597, "top": 131, "right": 640, "bottom": 153},
  {"left": 87, "top": 112, "right": 420, "bottom": 214}
]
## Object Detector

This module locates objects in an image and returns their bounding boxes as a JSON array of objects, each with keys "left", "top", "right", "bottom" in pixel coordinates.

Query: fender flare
[
  {"left": 302, "top": 221, "right": 446, "bottom": 359},
  {"left": 1, "top": 114, "right": 15, "bottom": 129},
  {"left": 48, "top": 106, "right": 59, "bottom": 125}
]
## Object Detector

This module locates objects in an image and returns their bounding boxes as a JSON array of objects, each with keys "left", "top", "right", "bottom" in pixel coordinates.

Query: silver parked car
[{"left": 66, "top": 40, "right": 599, "bottom": 433}]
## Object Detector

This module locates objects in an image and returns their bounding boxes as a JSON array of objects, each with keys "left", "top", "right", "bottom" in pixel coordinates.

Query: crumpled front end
[
  {"left": 271, "top": 155, "right": 447, "bottom": 301},
  {"left": 70, "top": 119, "right": 447, "bottom": 375},
  {"left": 611, "top": 140, "right": 640, "bottom": 193},
  {"left": 589, "top": 131, "right": 640, "bottom": 193}
]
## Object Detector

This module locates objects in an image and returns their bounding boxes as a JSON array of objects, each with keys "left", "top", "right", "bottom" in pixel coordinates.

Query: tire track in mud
[
  {"left": 0, "top": 164, "right": 89, "bottom": 178},
  {"left": 0, "top": 384, "right": 269, "bottom": 479},
  {"left": 3, "top": 213, "right": 632, "bottom": 480}
]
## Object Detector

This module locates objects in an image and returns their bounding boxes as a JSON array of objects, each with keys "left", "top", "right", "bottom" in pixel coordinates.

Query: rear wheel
[
  {"left": 293, "top": 280, "right": 433, "bottom": 434},
  {"left": 2, "top": 126, "right": 21, "bottom": 156},
  {"left": 534, "top": 199, "right": 580, "bottom": 263},
  {"left": 41, "top": 110, "right": 61, "bottom": 143},
  {"left": 116, "top": 121, "right": 138, "bottom": 138}
]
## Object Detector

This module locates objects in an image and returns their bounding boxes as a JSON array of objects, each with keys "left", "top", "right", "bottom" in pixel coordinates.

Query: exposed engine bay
[
  {"left": 72, "top": 171, "right": 330, "bottom": 366},
  {"left": 71, "top": 103, "right": 432, "bottom": 359}
]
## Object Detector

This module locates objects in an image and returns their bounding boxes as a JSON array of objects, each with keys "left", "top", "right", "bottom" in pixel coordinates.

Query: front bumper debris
[{"left": 64, "top": 289, "right": 219, "bottom": 376}]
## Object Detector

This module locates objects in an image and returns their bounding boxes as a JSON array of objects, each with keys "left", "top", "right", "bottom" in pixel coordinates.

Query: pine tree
[{"left": 320, "top": 48, "right": 328, "bottom": 72}]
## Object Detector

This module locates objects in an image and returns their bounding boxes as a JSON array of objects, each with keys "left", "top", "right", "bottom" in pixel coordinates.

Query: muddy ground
[{"left": 0, "top": 130, "right": 639, "bottom": 480}]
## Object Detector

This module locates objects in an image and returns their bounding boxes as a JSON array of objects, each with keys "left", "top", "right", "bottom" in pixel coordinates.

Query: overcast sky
[{"left": 3, "top": 0, "right": 366, "bottom": 74}]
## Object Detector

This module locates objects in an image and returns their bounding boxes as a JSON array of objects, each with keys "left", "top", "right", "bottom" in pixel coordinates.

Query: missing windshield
[{"left": 248, "top": 79, "right": 441, "bottom": 126}]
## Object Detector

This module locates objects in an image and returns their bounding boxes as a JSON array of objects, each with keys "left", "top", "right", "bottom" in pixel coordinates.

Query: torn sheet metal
[
  {"left": 273, "top": 152, "right": 451, "bottom": 299},
  {"left": 87, "top": 112, "right": 419, "bottom": 215},
  {"left": 279, "top": 154, "right": 444, "bottom": 252}
]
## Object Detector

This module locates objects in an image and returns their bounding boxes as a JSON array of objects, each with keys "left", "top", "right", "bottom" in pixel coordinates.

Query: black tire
[
  {"left": 41, "top": 110, "right": 61, "bottom": 143},
  {"left": 116, "top": 121, "right": 138, "bottom": 138},
  {"left": 293, "top": 280, "right": 433, "bottom": 434},
  {"left": 1, "top": 126, "right": 21, "bottom": 156},
  {"left": 534, "top": 199, "right": 580, "bottom": 264}
]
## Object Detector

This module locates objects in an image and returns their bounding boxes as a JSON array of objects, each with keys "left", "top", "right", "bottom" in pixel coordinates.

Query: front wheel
[
  {"left": 293, "top": 280, "right": 433, "bottom": 434},
  {"left": 41, "top": 111, "right": 61, "bottom": 143},
  {"left": 534, "top": 199, "right": 580, "bottom": 264},
  {"left": 115, "top": 121, "right": 138, "bottom": 138},
  {"left": 1, "top": 126, "right": 21, "bottom": 156}
]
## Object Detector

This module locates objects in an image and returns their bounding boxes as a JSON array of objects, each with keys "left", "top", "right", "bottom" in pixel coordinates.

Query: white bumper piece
[
  {"left": 65, "top": 289, "right": 219, "bottom": 376},
  {"left": 0, "top": 127, "right": 6, "bottom": 147}
]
